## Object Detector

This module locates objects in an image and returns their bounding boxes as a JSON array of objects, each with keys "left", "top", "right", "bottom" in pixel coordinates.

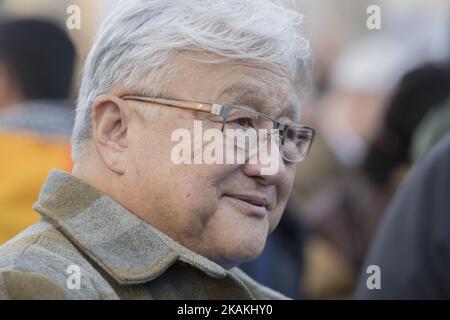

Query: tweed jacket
[{"left": 0, "top": 170, "right": 288, "bottom": 300}]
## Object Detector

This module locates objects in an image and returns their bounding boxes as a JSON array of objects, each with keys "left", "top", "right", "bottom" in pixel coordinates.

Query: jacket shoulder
[
  {"left": 0, "top": 269, "right": 65, "bottom": 300},
  {"left": 0, "top": 220, "right": 117, "bottom": 300}
]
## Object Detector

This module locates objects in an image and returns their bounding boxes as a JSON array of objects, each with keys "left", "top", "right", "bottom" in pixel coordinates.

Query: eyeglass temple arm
[{"left": 121, "top": 95, "right": 224, "bottom": 115}]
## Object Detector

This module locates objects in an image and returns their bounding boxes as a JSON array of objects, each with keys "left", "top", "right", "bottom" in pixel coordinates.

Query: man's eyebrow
[{"left": 218, "top": 84, "right": 300, "bottom": 121}]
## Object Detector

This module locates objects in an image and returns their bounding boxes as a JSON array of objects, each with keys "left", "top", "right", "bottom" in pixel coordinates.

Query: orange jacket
[{"left": 0, "top": 132, "right": 72, "bottom": 244}]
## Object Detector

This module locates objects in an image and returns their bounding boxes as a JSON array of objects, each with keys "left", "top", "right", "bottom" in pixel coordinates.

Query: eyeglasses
[{"left": 121, "top": 95, "right": 315, "bottom": 163}]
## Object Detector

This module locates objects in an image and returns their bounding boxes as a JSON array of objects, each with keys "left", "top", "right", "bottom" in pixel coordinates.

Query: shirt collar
[{"left": 33, "top": 170, "right": 228, "bottom": 285}]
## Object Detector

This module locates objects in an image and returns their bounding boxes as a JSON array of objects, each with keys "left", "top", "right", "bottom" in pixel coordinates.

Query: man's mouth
[{"left": 224, "top": 193, "right": 270, "bottom": 218}]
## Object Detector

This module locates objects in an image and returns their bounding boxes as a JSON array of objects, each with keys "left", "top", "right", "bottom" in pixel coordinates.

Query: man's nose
[{"left": 242, "top": 146, "right": 287, "bottom": 185}]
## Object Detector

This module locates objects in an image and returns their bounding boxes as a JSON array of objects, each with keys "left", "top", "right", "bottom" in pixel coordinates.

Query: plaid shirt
[{"left": 0, "top": 170, "right": 288, "bottom": 300}]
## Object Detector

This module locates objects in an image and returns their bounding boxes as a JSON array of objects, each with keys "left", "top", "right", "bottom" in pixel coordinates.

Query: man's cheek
[
  {"left": 282, "top": 173, "right": 296, "bottom": 196},
  {"left": 268, "top": 207, "right": 284, "bottom": 233}
]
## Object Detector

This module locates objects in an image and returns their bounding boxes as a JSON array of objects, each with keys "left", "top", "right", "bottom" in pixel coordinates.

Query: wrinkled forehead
[{"left": 157, "top": 52, "right": 301, "bottom": 121}]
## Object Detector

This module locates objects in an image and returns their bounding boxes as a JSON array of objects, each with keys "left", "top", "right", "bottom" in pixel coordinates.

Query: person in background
[
  {"left": 355, "top": 133, "right": 450, "bottom": 299},
  {"left": 363, "top": 60, "right": 450, "bottom": 188},
  {"left": 0, "top": 19, "right": 76, "bottom": 244}
]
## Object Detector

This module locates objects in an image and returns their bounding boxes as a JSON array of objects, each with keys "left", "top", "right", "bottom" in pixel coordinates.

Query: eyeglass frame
[{"left": 121, "top": 94, "right": 315, "bottom": 163}]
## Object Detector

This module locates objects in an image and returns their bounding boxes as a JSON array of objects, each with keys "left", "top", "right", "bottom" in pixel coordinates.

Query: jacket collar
[{"left": 33, "top": 170, "right": 228, "bottom": 285}]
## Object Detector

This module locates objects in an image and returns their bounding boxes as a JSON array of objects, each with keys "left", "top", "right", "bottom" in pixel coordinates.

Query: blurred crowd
[
  {"left": 0, "top": 18, "right": 75, "bottom": 243},
  {"left": 1, "top": 0, "right": 450, "bottom": 299}
]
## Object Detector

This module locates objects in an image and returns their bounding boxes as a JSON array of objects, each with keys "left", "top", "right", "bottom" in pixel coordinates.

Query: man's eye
[
  {"left": 287, "top": 129, "right": 310, "bottom": 146},
  {"left": 229, "top": 117, "right": 254, "bottom": 129}
]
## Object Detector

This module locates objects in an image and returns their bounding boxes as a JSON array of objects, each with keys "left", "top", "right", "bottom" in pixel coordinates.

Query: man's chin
[{"left": 218, "top": 243, "right": 266, "bottom": 269}]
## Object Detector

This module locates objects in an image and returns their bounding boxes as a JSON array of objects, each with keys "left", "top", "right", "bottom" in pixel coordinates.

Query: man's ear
[{"left": 92, "top": 94, "right": 130, "bottom": 175}]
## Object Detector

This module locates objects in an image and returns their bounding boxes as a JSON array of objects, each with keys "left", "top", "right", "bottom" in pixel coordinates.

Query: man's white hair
[{"left": 71, "top": 0, "right": 311, "bottom": 160}]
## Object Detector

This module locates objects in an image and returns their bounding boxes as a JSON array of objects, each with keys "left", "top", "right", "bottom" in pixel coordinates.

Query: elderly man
[{"left": 0, "top": 0, "right": 313, "bottom": 300}]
